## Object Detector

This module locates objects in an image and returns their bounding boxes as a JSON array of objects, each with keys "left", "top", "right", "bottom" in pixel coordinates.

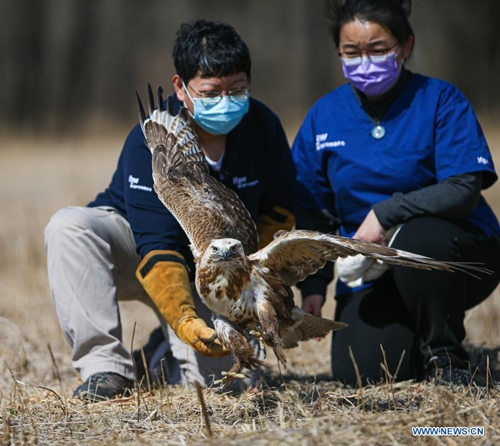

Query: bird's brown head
[{"left": 202, "top": 238, "right": 246, "bottom": 266}]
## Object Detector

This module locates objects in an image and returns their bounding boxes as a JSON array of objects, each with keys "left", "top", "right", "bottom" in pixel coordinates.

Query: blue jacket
[
  {"left": 292, "top": 73, "right": 499, "bottom": 296},
  {"left": 89, "top": 94, "right": 296, "bottom": 274},
  {"left": 293, "top": 74, "right": 498, "bottom": 237}
]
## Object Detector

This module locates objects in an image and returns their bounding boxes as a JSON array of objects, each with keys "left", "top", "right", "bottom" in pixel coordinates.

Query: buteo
[{"left": 136, "top": 85, "right": 490, "bottom": 386}]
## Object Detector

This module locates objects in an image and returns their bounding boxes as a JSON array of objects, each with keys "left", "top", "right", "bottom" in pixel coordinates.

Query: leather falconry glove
[
  {"left": 136, "top": 250, "right": 229, "bottom": 357},
  {"left": 257, "top": 205, "right": 296, "bottom": 249}
]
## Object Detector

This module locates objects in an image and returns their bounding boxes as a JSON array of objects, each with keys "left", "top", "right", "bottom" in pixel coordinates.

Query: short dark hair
[
  {"left": 172, "top": 20, "right": 251, "bottom": 83},
  {"left": 325, "top": 0, "right": 414, "bottom": 49}
]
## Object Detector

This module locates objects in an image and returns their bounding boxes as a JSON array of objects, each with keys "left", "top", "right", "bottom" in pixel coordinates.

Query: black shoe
[
  {"left": 74, "top": 372, "right": 134, "bottom": 402},
  {"left": 427, "top": 365, "right": 487, "bottom": 387}
]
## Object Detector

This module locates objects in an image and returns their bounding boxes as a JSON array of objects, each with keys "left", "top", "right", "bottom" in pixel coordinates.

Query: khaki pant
[{"left": 44, "top": 206, "right": 237, "bottom": 387}]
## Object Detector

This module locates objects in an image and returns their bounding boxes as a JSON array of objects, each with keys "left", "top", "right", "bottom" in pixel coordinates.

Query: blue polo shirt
[
  {"left": 293, "top": 74, "right": 499, "bottom": 239},
  {"left": 89, "top": 95, "right": 296, "bottom": 272}
]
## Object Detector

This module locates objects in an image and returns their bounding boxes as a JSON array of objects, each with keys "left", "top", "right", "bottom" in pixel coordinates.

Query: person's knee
[
  {"left": 391, "top": 217, "right": 460, "bottom": 260},
  {"left": 44, "top": 206, "right": 93, "bottom": 249}
]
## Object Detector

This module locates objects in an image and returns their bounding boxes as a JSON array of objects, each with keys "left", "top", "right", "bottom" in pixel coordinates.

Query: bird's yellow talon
[{"left": 213, "top": 371, "right": 248, "bottom": 388}]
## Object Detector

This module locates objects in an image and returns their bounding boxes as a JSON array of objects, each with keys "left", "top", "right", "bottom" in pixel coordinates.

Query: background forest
[{"left": 1, "top": 0, "right": 499, "bottom": 137}]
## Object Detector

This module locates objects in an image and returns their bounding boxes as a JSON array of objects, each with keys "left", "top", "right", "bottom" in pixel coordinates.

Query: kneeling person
[{"left": 45, "top": 19, "right": 296, "bottom": 402}]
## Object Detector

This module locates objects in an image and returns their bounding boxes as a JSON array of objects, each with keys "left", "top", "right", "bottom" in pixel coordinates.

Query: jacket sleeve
[
  {"left": 291, "top": 111, "right": 339, "bottom": 297},
  {"left": 291, "top": 107, "right": 336, "bottom": 213},
  {"left": 251, "top": 111, "right": 297, "bottom": 247},
  {"left": 257, "top": 113, "right": 297, "bottom": 217},
  {"left": 373, "top": 172, "right": 483, "bottom": 229},
  {"left": 121, "top": 123, "right": 191, "bottom": 260}
]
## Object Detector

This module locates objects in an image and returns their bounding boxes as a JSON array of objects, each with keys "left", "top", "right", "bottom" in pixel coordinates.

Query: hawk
[{"left": 136, "top": 85, "right": 490, "bottom": 385}]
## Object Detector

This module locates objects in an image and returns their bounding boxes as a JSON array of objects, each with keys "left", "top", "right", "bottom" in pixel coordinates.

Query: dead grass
[
  {"left": 1, "top": 120, "right": 500, "bottom": 445},
  {"left": 2, "top": 373, "right": 500, "bottom": 445}
]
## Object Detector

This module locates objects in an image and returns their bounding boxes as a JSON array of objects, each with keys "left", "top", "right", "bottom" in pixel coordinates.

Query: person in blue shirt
[
  {"left": 292, "top": 0, "right": 500, "bottom": 386},
  {"left": 44, "top": 19, "right": 296, "bottom": 401}
]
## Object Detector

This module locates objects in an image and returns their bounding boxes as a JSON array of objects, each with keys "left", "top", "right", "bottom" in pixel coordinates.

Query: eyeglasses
[
  {"left": 338, "top": 42, "right": 399, "bottom": 60},
  {"left": 186, "top": 83, "right": 250, "bottom": 106}
]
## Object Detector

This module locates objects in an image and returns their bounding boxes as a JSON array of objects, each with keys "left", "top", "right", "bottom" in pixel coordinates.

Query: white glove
[
  {"left": 337, "top": 255, "right": 388, "bottom": 288},
  {"left": 336, "top": 225, "right": 402, "bottom": 288}
]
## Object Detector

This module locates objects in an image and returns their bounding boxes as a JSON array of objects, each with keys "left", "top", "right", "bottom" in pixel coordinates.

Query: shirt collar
[{"left": 353, "top": 67, "right": 414, "bottom": 121}]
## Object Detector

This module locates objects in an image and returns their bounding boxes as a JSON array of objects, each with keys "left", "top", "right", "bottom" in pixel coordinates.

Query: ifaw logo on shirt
[
  {"left": 128, "top": 175, "right": 152, "bottom": 192},
  {"left": 315, "top": 133, "right": 346, "bottom": 151},
  {"left": 232, "top": 176, "right": 259, "bottom": 189}
]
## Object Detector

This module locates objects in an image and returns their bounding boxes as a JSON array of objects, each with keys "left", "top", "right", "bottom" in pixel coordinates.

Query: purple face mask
[{"left": 341, "top": 50, "right": 401, "bottom": 96}]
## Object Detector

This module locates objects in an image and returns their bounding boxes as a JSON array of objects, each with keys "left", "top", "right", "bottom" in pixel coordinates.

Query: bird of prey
[{"left": 136, "top": 85, "right": 491, "bottom": 386}]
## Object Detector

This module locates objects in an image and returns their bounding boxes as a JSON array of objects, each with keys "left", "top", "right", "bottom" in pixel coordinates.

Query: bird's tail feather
[
  {"left": 281, "top": 308, "right": 348, "bottom": 349},
  {"left": 300, "top": 313, "right": 348, "bottom": 340}
]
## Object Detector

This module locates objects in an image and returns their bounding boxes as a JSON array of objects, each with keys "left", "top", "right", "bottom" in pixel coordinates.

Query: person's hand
[
  {"left": 302, "top": 294, "right": 325, "bottom": 317},
  {"left": 177, "top": 315, "right": 230, "bottom": 357},
  {"left": 352, "top": 209, "right": 387, "bottom": 245},
  {"left": 136, "top": 249, "right": 231, "bottom": 358}
]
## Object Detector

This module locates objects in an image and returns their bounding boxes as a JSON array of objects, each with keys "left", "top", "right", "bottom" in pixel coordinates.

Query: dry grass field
[{"left": 1, "top": 119, "right": 500, "bottom": 445}]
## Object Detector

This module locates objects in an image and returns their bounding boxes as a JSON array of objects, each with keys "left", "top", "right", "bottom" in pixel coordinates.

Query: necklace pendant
[{"left": 371, "top": 125, "right": 386, "bottom": 140}]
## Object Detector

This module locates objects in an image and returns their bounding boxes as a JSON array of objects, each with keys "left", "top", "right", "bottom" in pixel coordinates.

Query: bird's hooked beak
[
  {"left": 217, "top": 246, "right": 236, "bottom": 261},
  {"left": 219, "top": 247, "right": 230, "bottom": 261}
]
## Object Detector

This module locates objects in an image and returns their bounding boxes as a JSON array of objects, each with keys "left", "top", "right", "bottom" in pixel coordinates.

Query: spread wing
[
  {"left": 248, "top": 229, "right": 492, "bottom": 286},
  {"left": 136, "top": 84, "right": 259, "bottom": 259}
]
